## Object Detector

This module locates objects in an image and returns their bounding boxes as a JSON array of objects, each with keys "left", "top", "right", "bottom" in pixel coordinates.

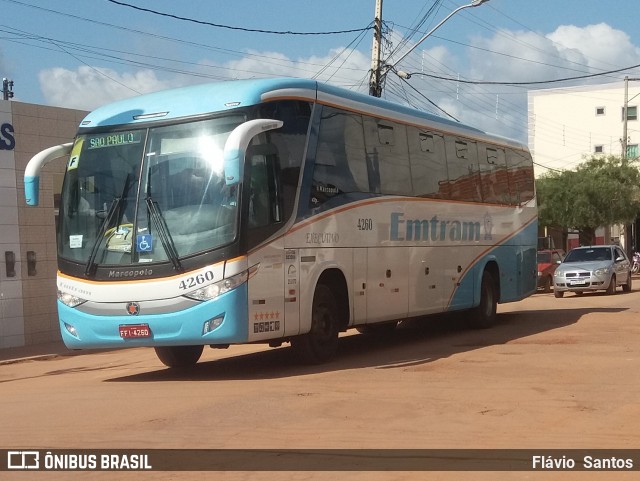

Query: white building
[
  {"left": 528, "top": 80, "right": 640, "bottom": 251},
  {"left": 528, "top": 80, "right": 640, "bottom": 177}
]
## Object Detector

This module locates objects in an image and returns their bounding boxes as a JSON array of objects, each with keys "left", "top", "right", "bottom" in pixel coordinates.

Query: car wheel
[
  {"left": 606, "top": 274, "right": 617, "bottom": 295},
  {"left": 542, "top": 276, "right": 552, "bottom": 293},
  {"left": 622, "top": 272, "right": 632, "bottom": 293},
  {"left": 554, "top": 290, "right": 564, "bottom": 298}
]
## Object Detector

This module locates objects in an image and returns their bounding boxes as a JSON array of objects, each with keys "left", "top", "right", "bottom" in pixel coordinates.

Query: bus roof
[{"left": 78, "top": 77, "right": 526, "bottom": 150}]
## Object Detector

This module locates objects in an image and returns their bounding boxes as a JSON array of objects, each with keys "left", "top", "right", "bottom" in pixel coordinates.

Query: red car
[{"left": 537, "top": 249, "right": 564, "bottom": 292}]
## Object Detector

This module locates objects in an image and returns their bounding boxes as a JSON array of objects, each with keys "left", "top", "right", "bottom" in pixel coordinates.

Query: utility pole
[
  {"left": 621, "top": 75, "right": 640, "bottom": 257},
  {"left": 368, "top": 0, "right": 489, "bottom": 98},
  {"left": 623, "top": 76, "right": 629, "bottom": 161},
  {"left": 622, "top": 75, "right": 640, "bottom": 160},
  {"left": 2, "top": 78, "right": 14, "bottom": 101},
  {"left": 368, "top": 0, "right": 384, "bottom": 97}
]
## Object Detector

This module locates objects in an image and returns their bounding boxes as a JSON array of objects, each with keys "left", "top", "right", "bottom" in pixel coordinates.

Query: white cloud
[
  {"left": 37, "top": 46, "right": 373, "bottom": 112},
  {"left": 198, "top": 47, "right": 371, "bottom": 89},
  {"left": 38, "top": 66, "right": 172, "bottom": 110},
  {"left": 548, "top": 23, "right": 640, "bottom": 70},
  {"left": 34, "top": 23, "right": 640, "bottom": 144}
]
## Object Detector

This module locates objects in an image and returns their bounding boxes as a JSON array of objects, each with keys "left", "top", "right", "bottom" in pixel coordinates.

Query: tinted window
[
  {"left": 507, "top": 149, "right": 535, "bottom": 205},
  {"left": 363, "top": 117, "right": 412, "bottom": 196},
  {"left": 479, "top": 145, "right": 510, "bottom": 204},
  {"left": 408, "top": 128, "right": 448, "bottom": 199},
  {"left": 445, "top": 137, "right": 481, "bottom": 202},
  {"left": 312, "top": 107, "right": 369, "bottom": 206},
  {"left": 260, "top": 100, "right": 310, "bottom": 221},
  {"left": 537, "top": 252, "right": 551, "bottom": 263}
]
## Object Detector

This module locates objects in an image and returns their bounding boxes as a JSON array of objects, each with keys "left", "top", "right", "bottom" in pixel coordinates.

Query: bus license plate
[{"left": 119, "top": 324, "right": 152, "bottom": 339}]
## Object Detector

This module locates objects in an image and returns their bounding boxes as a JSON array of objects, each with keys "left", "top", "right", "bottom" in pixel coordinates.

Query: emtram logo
[
  {"left": 7, "top": 451, "right": 40, "bottom": 470},
  {"left": 389, "top": 212, "right": 488, "bottom": 242}
]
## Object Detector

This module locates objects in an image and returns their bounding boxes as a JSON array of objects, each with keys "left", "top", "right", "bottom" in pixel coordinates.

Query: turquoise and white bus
[{"left": 25, "top": 78, "right": 537, "bottom": 367}]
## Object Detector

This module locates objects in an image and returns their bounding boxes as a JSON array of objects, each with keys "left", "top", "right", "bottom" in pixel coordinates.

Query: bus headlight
[
  {"left": 58, "top": 290, "right": 87, "bottom": 308},
  {"left": 185, "top": 264, "right": 258, "bottom": 301}
]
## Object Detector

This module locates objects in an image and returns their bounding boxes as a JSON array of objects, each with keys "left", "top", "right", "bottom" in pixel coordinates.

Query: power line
[
  {"left": 400, "top": 63, "right": 640, "bottom": 85},
  {"left": 395, "top": 73, "right": 459, "bottom": 121},
  {"left": 105, "top": 0, "right": 372, "bottom": 36}
]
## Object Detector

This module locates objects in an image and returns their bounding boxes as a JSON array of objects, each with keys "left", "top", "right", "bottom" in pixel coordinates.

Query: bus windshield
[{"left": 58, "top": 115, "right": 245, "bottom": 268}]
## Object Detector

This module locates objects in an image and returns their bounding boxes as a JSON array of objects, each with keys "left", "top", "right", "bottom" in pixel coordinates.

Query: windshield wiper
[
  {"left": 84, "top": 174, "right": 131, "bottom": 277},
  {"left": 145, "top": 196, "right": 183, "bottom": 273}
]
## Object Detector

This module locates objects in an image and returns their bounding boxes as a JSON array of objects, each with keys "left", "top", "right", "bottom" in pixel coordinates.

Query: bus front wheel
[
  {"left": 154, "top": 345, "right": 204, "bottom": 368},
  {"left": 291, "top": 284, "right": 340, "bottom": 364},
  {"left": 468, "top": 270, "right": 497, "bottom": 329}
]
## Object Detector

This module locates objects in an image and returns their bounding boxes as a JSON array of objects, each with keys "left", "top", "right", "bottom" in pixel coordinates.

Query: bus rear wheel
[
  {"left": 291, "top": 284, "right": 340, "bottom": 364},
  {"left": 468, "top": 270, "right": 497, "bottom": 329},
  {"left": 154, "top": 345, "right": 204, "bottom": 368}
]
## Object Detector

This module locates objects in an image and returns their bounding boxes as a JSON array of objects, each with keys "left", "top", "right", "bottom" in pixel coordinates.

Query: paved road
[{"left": 1, "top": 287, "right": 640, "bottom": 481}]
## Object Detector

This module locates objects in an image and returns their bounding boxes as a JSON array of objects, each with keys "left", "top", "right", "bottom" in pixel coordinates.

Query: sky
[{"left": 2, "top": 0, "right": 640, "bottom": 144}]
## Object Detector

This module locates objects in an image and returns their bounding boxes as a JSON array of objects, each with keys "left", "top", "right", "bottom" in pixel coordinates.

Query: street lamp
[{"left": 369, "top": 0, "right": 490, "bottom": 97}]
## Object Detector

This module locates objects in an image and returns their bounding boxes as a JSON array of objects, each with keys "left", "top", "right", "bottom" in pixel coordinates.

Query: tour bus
[{"left": 24, "top": 78, "right": 537, "bottom": 368}]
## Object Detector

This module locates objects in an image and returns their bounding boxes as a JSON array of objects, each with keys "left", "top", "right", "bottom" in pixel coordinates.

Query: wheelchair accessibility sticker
[{"left": 136, "top": 234, "right": 153, "bottom": 253}]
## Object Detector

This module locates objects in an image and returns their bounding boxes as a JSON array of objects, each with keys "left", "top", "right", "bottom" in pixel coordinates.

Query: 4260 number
[
  {"left": 179, "top": 270, "right": 215, "bottom": 290},
  {"left": 357, "top": 218, "right": 373, "bottom": 231}
]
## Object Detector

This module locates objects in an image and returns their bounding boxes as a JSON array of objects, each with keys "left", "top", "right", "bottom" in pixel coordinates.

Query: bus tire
[
  {"left": 154, "top": 345, "right": 204, "bottom": 368},
  {"left": 468, "top": 270, "right": 497, "bottom": 329},
  {"left": 291, "top": 284, "right": 339, "bottom": 364}
]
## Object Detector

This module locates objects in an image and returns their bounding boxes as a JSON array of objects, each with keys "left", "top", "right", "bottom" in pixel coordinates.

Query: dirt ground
[{"left": 1, "top": 286, "right": 640, "bottom": 481}]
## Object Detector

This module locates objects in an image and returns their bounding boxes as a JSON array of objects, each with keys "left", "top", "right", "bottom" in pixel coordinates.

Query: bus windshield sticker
[
  {"left": 69, "top": 234, "right": 83, "bottom": 249},
  {"left": 87, "top": 131, "right": 142, "bottom": 150},
  {"left": 136, "top": 234, "right": 153, "bottom": 253},
  {"left": 67, "top": 138, "right": 84, "bottom": 171}
]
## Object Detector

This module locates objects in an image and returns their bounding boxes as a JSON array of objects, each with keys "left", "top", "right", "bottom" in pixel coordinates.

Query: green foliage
[{"left": 536, "top": 155, "right": 640, "bottom": 231}]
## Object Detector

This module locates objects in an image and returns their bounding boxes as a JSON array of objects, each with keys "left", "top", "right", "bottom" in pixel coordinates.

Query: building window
[
  {"left": 595, "top": 107, "right": 605, "bottom": 116},
  {"left": 627, "top": 144, "right": 639, "bottom": 159},
  {"left": 594, "top": 145, "right": 604, "bottom": 154},
  {"left": 623, "top": 105, "right": 638, "bottom": 121}
]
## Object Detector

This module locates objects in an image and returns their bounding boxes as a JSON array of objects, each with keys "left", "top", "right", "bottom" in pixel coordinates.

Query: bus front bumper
[{"left": 57, "top": 285, "right": 249, "bottom": 349}]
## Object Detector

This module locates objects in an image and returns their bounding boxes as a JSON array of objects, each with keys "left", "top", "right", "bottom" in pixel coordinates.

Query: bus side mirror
[
  {"left": 24, "top": 142, "right": 73, "bottom": 206},
  {"left": 223, "top": 119, "right": 282, "bottom": 186}
]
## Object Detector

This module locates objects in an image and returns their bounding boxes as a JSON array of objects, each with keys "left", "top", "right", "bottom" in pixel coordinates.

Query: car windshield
[
  {"left": 564, "top": 247, "right": 611, "bottom": 263},
  {"left": 537, "top": 252, "right": 551, "bottom": 263}
]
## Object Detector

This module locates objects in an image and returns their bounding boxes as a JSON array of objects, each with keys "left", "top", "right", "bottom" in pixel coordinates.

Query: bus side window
[
  {"left": 479, "top": 145, "right": 510, "bottom": 204},
  {"left": 311, "top": 107, "right": 368, "bottom": 206},
  {"left": 249, "top": 154, "right": 279, "bottom": 228},
  {"left": 363, "top": 117, "right": 412, "bottom": 196},
  {"left": 408, "top": 128, "right": 448, "bottom": 199},
  {"left": 445, "top": 137, "right": 481, "bottom": 202},
  {"left": 260, "top": 100, "right": 311, "bottom": 223},
  {"left": 507, "top": 149, "right": 535, "bottom": 205}
]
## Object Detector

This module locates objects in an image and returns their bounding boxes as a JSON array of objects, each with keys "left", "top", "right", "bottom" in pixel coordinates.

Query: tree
[{"left": 536, "top": 155, "right": 640, "bottom": 245}]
